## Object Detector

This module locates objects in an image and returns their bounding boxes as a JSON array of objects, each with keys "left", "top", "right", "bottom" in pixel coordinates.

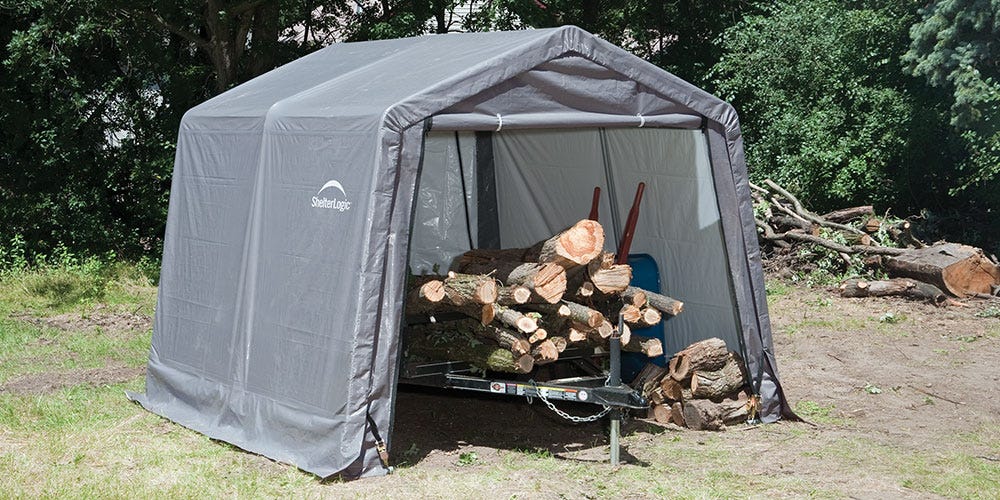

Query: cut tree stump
[{"left": 885, "top": 243, "right": 1000, "bottom": 297}]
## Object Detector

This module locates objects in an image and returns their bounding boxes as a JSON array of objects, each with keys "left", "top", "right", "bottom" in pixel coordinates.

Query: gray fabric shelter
[{"left": 129, "top": 26, "right": 790, "bottom": 479}]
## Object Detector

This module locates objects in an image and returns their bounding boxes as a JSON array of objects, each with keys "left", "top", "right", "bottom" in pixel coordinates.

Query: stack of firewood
[
  {"left": 631, "top": 338, "right": 752, "bottom": 431},
  {"left": 403, "top": 219, "right": 682, "bottom": 374},
  {"left": 752, "top": 179, "right": 1000, "bottom": 302}
]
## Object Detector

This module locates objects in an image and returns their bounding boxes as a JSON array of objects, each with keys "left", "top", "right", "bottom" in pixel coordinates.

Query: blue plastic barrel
[{"left": 622, "top": 254, "right": 666, "bottom": 381}]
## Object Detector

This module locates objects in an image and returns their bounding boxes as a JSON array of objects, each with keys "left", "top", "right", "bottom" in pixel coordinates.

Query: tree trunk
[
  {"left": 822, "top": 205, "right": 874, "bottom": 223},
  {"left": 839, "top": 278, "right": 947, "bottom": 304},
  {"left": 885, "top": 243, "right": 1000, "bottom": 297}
]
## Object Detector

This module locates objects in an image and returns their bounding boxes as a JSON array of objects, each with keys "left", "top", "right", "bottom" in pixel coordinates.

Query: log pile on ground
[
  {"left": 403, "top": 219, "right": 679, "bottom": 373},
  {"left": 752, "top": 179, "right": 1000, "bottom": 303},
  {"left": 631, "top": 337, "right": 754, "bottom": 431}
]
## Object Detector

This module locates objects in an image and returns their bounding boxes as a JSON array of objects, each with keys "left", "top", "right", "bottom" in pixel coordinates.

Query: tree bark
[
  {"left": 670, "top": 338, "right": 728, "bottom": 381},
  {"left": 690, "top": 352, "right": 746, "bottom": 399},
  {"left": 451, "top": 259, "right": 566, "bottom": 304},
  {"left": 839, "top": 278, "right": 947, "bottom": 304},
  {"left": 681, "top": 393, "right": 749, "bottom": 430},
  {"left": 494, "top": 305, "right": 537, "bottom": 334},
  {"left": 623, "top": 335, "right": 663, "bottom": 358},
  {"left": 642, "top": 289, "right": 684, "bottom": 316},
  {"left": 822, "top": 205, "right": 874, "bottom": 223},
  {"left": 884, "top": 243, "right": 1000, "bottom": 297},
  {"left": 443, "top": 272, "right": 498, "bottom": 305}
]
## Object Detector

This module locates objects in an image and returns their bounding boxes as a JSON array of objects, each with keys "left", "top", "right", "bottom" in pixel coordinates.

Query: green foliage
[
  {"left": 711, "top": 0, "right": 959, "bottom": 212},
  {"left": 976, "top": 306, "right": 1000, "bottom": 319},
  {"left": 904, "top": 0, "right": 1000, "bottom": 190},
  {"left": 457, "top": 451, "right": 479, "bottom": 466}
]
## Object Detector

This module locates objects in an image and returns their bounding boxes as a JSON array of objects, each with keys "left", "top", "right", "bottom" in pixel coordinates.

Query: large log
[
  {"left": 670, "top": 338, "right": 729, "bottom": 381},
  {"left": 451, "top": 259, "right": 566, "bottom": 304},
  {"left": 660, "top": 377, "right": 684, "bottom": 401},
  {"left": 884, "top": 243, "right": 1000, "bottom": 297},
  {"left": 406, "top": 326, "right": 534, "bottom": 374},
  {"left": 681, "top": 393, "right": 750, "bottom": 430},
  {"left": 690, "top": 352, "right": 746, "bottom": 399},
  {"left": 524, "top": 219, "right": 606, "bottom": 269},
  {"left": 839, "top": 278, "right": 947, "bottom": 305}
]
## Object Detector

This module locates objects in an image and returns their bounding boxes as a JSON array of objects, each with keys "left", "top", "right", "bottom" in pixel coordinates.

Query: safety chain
[{"left": 529, "top": 380, "right": 613, "bottom": 423}]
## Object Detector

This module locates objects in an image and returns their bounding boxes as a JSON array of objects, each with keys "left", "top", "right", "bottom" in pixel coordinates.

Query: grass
[{"left": 1, "top": 261, "right": 998, "bottom": 498}]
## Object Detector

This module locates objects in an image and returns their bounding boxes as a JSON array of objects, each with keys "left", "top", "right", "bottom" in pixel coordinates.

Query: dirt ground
[{"left": 378, "top": 284, "right": 1000, "bottom": 497}]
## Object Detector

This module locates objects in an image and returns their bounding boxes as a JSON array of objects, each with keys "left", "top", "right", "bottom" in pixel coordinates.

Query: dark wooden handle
[
  {"left": 616, "top": 182, "right": 645, "bottom": 264},
  {"left": 588, "top": 186, "right": 601, "bottom": 221}
]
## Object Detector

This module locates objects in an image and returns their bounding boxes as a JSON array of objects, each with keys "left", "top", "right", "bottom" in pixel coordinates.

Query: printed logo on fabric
[{"left": 311, "top": 180, "right": 352, "bottom": 212}]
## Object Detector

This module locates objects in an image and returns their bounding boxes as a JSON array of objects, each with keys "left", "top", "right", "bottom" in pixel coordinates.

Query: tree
[
  {"left": 710, "top": 0, "right": 960, "bottom": 212},
  {"left": 904, "top": 0, "right": 999, "bottom": 190}
]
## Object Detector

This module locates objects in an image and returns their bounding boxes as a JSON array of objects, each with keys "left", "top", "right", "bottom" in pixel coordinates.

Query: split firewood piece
[
  {"left": 405, "top": 326, "right": 534, "bottom": 374},
  {"left": 549, "top": 336, "right": 568, "bottom": 353},
  {"left": 670, "top": 338, "right": 728, "bottom": 381},
  {"left": 452, "top": 259, "right": 566, "bottom": 304},
  {"left": 681, "top": 393, "right": 750, "bottom": 430},
  {"left": 494, "top": 305, "right": 538, "bottom": 334},
  {"left": 660, "top": 377, "right": 684, "bottom": 401},
  {"left": 839, "top": 278, "right": 947, "bottom": 305},
  {"left": 636, "top": 307, "right": 662, "bottom": 327},
  {"left": 670, "top": 402, "right": 686, "bottom": 427},
  {"left": 621, "top": 287, "right": 648, "bottom": 308},
  {"left": 652, "top": 404, "right": 672, "bottom": 424},
  {"left": 527, "top": 328, "right": 548, "bottom": 344},
  {"left": 531, "top": 339, "right": 559, "bottom": 365},
  {"left": 634, "top": 288, "right": 684, "bottom": 317},
  {"left": 566, "top": 322, "right": 590, "bottom": 343},
  {"left": 587, "top": 252, "right": 632, "bottom": 293},
  {"left": 690, "top": 352, "right": 747, "bottom": 399},
  {"left": 619, "top": 322, "right": 631, "bottom": 346},
  {"left": 630, "top": 363, "right": 669, "bottom": 399},
  {"left": 523, "top": 219, "right": 606, "bottom": 269},
  {"left": 620, "top": 304, "right": 642, "bottom": 324},
  {"left": 885, "top": 243, "right": 1000, "bottom": 297},
  {"left": 441, "top": 319, "right": 531, "bottom": 356},
  {"left": 623, "top": 335, "right": 663, "bottom": 358},
  {"left": 442, "top": 271, "right": 498, "bottom": 305},
  {"left": 496, "top": 285, "right": 531, "bottom": 305}
]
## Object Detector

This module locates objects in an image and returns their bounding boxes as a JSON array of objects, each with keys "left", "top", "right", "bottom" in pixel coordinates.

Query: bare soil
[
  {"left": 0, "top": 364, "right": 145, "bottom": 395},
  {"left": 14, "top": 304, "right": 151, "bottom": 336},
  {"left": 380, "top": 285, "right": 1000, "bottom": 497}
]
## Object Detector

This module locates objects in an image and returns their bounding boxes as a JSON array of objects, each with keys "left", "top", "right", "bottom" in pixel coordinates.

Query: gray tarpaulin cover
[{"left": 129, "top": 26, "right": 790, "bottom": 478}]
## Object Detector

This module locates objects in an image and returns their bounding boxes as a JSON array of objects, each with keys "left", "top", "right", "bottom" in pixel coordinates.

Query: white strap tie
[
  {"left": 496, "top": 113, "right": 503, "bottom": 132},
  {"left": 637, "top": 114, "right": 646, "bottom": 128}
]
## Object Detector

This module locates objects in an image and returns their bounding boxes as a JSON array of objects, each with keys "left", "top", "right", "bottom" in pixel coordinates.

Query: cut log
[
  {"left": 863, "top": 217, "right": 881, "bottom": 233},
  {"left": 408, "top": 279, "right": 445, "bottom": 304},
  {"left": 442, "top": 272, "right": 499, "bottom": 305},
  {"left": 884, "top": 243, "right": 1000, "bottom": 297},
  {"left": 640, "top": 288, "right": 684, "bottom": 317},
  {"left": 549, "top": 336, "right": 568, "bottom": 353},
  {"left": 669, "top": 354, "right": 689, "bottom": 382},
  {"left": 621, "top": 287, "right": 648, "bottom": 308},
  {"left": 406, "top": 326, "right": 534, "bottom": 374},
  {"left": 769, "top": 215, "right": 819, "bottom": 236},
  {"left": 566, "top": 323, "right": 590, "bottom": 343},
  {"left": 637, "top": 307, "right": 662, "bottom": 327},
  {"left": 524, "top": 219, "right": 606, "bottom": 269},
  {"left": 407, "top": 300, "right": 496, "bottom": 325},
  {"left": 630, "top": 363, "right": 669, "bottom": 399},
  {"left": 522, "top": 302, "right": 572, "bottom": 318},
  {"left": 670, "top": 402, "right": 686, "bottom": 427},
  {"left": 620, "top": 304, "right": 642, "bottom": 324},
  {"left": 839, "top": 278, "right": 947, "bottom": 305},
  {"left": 671, "top": 338, "right": 728, "bottom": 382},
  {"left": 451, "top": 260, "right": 566, "bottom": 304},
  {"left": 531, "top": 339, "right": 559, "bottom": 364},
  {"left": 660, "top": 377, "right": 684, "bottom": 401},
  {"left": 652, "top": 404, "right": 672, "bottom": 424},
  {"left": 527, "top": 328, "right": 548, "bottom": 344},
  {"left": 494, "top": 305, "right": 538, "bottom": 334},
  {"left": 623, "top": 335, "right": 663, "bottom": 358},
  {"left": 496, "top": 285, "right": 531, "bottom": 305},
  {"left": 822, "top": 205, "right": 874, "bottom": 223},
  {"left": 561, "top": 300, "right": 605, "bottom": 328},
  {"left": 681, "top": 394, "right": 750, "bottom": 430},
  {"left": 690, "top": 352, "right": 747, "bottom": 399},
  {"left": 587, "top": 253, "right": 632, "bottom": 293}
]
